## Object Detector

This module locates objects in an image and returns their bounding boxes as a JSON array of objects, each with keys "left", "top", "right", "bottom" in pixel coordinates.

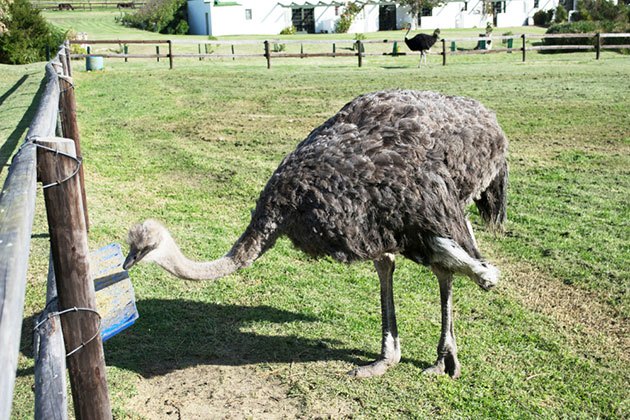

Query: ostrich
[
  {"left": 404, "top": 28, "right": 441, "bottom": 66},
  {"left": 124, "top": 90, "right": 508, "bottom": 379}
]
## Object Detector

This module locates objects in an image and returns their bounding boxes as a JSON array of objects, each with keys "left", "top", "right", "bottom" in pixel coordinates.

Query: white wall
[{"left": 348, "top": 5, "right": 380, "bottom": 34}]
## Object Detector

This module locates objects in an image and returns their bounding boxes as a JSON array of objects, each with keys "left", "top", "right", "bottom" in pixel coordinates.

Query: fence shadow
[{"left": 0, "top": 74, "right": 47, "bottom": 176}]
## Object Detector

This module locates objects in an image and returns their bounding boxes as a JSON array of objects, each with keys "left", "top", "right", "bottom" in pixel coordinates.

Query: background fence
[
  {"left": 0, "top": 43, "right": 112, "bottom": 420},
  {"left": 69, "top": 32, "right": 630, "bottom": 69},
  {"left": 33, "top": 1, "right": 146, "bottom": 10}
]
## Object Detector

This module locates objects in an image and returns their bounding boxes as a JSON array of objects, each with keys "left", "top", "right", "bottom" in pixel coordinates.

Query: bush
[
  {"left": 572, "top": 0, "right": 630, "bottom": 22},
  {"left": 555, "top": 4, "right": 568, "bottom": 23},
  {"left": 67, "top": 29, "right": 87, "bottom": 57},
  {"left": 335, "top": 2, "right": 362, "bottom": 33},
  {"left": 118, "top": 0, "right": 188, "bottom": 34},
  {"left": 280, "top": 25, "right": 296, "bottom": 35},
  {"left": 0, "top": 0, "right": 66, "bottom": 64},
  {"left": 533, "top": 9, "right": 551, "bottom": 26}
]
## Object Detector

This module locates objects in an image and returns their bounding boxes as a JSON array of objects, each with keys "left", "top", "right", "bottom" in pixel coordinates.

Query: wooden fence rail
[
  {"left": 0, "top": 44, "right": 112, "bottom": 420},
  {"left": 0, "top": 55, "right": 59, "bottom": 420},
  {"left": 70, "top": 33, "right": 629, "bottom": 69}
]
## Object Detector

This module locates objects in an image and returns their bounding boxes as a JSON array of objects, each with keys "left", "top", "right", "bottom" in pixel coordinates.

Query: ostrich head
[
  {"left": 433, "top": 28, "right": 441, "bottom": 39},
  {"left": 123, "top": 219, "right": 169, "bottom": 270}
]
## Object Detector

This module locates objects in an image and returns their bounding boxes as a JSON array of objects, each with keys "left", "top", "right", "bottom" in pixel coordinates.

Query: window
[
  {"left": 533, "top": 0, "right": 539, "bottom": 7},
  {"left": 421, "top": 6, "right": 432, "bottom": 16},
  {"left": 463, "top": 2, "right": 468, "bottom": 11},
  {"left": 291, "top": 8, "right": 315, "bottom": 33},
  {"left": 245, "top": 9, "right": 252, "bottom": 20}
]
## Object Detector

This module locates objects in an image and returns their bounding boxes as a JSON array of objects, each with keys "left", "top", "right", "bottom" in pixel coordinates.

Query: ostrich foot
[
  {"left": 348, "top": 359, "right": 398, "bottom": 378},
  {"left": 423, "top": 353, "right": 461, "bottom": 379}
]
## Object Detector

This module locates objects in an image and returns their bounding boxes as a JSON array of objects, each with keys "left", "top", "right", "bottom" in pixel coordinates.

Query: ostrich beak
[{"left": 123, "top": 251, "right": 138, "bottom": 270}]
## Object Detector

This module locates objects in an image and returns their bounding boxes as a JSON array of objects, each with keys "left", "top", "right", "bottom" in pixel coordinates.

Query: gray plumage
[{"left": 125, "top": 89, "right": 508, "bottom": 378}]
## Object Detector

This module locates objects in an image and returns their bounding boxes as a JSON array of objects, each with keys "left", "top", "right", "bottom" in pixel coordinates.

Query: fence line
[
  {"left": 0, "top": 52, "right": 60, "bottom": 420},
  {"left": 70, "top": 32, "right": 629, "bottom": 69},
  {"left": 0, "top": 43, "right": 112, "bottom": 420}
]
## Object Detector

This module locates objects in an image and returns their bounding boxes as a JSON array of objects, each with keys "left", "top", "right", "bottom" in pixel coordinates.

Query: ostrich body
[
  {"left": 125, "top": 90, "right": 508, "bottom": 378},
  {"left": 404, "top": 28, "right": 440, "bottom": 66}
]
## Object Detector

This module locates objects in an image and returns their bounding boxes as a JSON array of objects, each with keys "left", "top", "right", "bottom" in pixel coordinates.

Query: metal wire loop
[
  {"left": 33, "top": 306, "right": 102, "bottom": 358},
  {"left": 32, "top": 141, "right": 83, "bottom": 189}
]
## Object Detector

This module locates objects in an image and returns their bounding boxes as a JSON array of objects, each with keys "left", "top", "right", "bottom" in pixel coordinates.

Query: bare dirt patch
[{"left": 128, "top": 365, "right": 302, "bottom": 419}]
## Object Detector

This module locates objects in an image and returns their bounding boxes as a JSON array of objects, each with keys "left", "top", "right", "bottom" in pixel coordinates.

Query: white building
[{"left": 187, "top": 0, "right": 563, "bottom": 36}]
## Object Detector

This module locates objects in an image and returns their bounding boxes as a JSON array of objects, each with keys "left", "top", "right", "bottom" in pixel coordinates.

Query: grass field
[{"left": 1, "top": 11, "right": 629, "bottom": 419}]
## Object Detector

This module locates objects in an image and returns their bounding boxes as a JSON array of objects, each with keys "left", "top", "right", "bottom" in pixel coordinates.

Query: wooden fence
[
  {"left": 69, "top": 32, "right": 629, "bottom": 69},
  {"left": 0, "top": 43, "right": 111, "bottom": 420}
]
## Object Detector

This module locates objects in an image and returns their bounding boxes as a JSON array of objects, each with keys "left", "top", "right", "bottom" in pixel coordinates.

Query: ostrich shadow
[
  {"left": 102, "top": 298, "right": 425, "bottom": 378},
  {"left": 19, "top": 299, "right": 432, "bottom": 378}
]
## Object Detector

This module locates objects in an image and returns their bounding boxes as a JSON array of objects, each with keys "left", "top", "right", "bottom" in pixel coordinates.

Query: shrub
[
  {"left": 67, "top": 29, "right": 87, "bottom": 57},
  {"left": 118, "top": 0, "right": 188, "bottom": 34},
  {"left": 533, "top": 9, "right": 551, "bottom": 26},
  {"left": 0, "top": 0, "right": 66, "bottom": 64},
  {"left": 555, "top": 4, "right": 568, "bottom": 23},
  {"left": 335, "top": 2, "right": 362, "bottom": 33},
  {"left": 280, "top": 25, "right": 296, "bottom": 35}
]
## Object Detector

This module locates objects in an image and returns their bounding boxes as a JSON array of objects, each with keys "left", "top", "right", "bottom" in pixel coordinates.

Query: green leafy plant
[
  {"left": 533, "top": 9, "right": 555, "bottom": 26},
  {"left": 335, "top": 2, "right": 362, "bottom": 33},
  {"left": 0, "top": 0, "right": 65, "bottom": 64},
  {"left": 280, "top": 25, "right": 296, "bottom": 35},
  {"left": 118, "top": 0, "right": 189, "bottom": 34},
  {"left": 554, "top": 4, "right": 568, "bottom": 23}
]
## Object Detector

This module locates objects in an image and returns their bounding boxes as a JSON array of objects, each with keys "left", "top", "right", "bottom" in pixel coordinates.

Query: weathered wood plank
[
  {"left": 37, "top": 137, "right": 111, "bottom": 420},
  {"left": 34, "top": 258, "right": 68, "bottom": 420},
  {"left": 0, "top": 59, "right": 60, "bottom": 420},
  {"left": 0, "top": 143, "right": 37, "bottom": 420}
]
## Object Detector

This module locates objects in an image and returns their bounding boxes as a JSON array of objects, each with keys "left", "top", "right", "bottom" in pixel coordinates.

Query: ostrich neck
[{"left": 156, "top": 236, "right": 238, "bottom": 281}]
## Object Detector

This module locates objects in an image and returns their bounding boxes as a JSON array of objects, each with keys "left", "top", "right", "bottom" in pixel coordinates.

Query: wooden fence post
[
  {"left": 332, "top": 43, "right": 336, "bottom": 57},
  {"left": 58, "top": 75, "right": 89, "bottom": 231},
  {"left": 356, "top": 40, "right": 363, "bottom": 67},
  {"left": 156, "top": 45, "right": 160, "bottom": 62},
  {"left": 63, "top": 40, "right": 72, "bottom": 78},
  {"left": 168, "top": 40, "right": 173, "bottom": 69},
  {"left": 595, "top": 32, "right": 601, "bottom": 60},
  {"left": 264, "top": 40, "right": 271, "bottom": 69},
  {"left": 231, "top": 44, "right": 235, "bottom": 60},
  {"left": 442, "top": 39, "right": 447, "bottom": 66},
  {"left": 37, "top": 137, "right": 112, "bottom": 420},
  {"left": 521, "top": 34, "right": 527, "bottom": 62},
  {"left": 34, "top": 258, "right": 68, "bottom": 420}
]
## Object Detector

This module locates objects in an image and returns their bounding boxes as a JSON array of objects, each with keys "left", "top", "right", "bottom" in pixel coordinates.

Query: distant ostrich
[
  {"left": 124, "top": 90, "right": 508, "bottom": 379},
  {"left": 404, "top": 28, "right": 441, "bottom": 66}
]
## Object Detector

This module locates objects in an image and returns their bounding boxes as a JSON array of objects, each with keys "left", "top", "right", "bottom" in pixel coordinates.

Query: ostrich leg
[
  {"left": 348, "top": 253, "right": 401, "bottom": 378},
  {"left": 424, "top": 265, "right": 461, "bottom": 378}
]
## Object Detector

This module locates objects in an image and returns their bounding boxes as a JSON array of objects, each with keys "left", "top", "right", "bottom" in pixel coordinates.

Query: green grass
[{"left": 2, "top": 14, "right": 629, "bottom": 419}]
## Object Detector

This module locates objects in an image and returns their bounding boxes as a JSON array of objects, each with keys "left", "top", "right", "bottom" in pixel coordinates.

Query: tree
[
  {"left": 0, "top": 0, "right": 12, "bottom": 35},
  {"left": 555, "top": 4, "right": 568, "bottom": 23},
  {"left": 0, "top": 0, "right": 65, "bottom": 64},
  {"left": 398, "top": 0, "right": 444, "bottom": 27}
]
